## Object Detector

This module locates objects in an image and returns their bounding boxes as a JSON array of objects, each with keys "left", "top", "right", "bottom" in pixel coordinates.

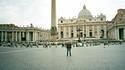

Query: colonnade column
[
  {"left": 15, "top": 32, "right": 17, "bottom": 41},
  {"left": 33, "top": 32, "right": 36, "bottom": 42},
  {"left": 5, "top": 31, "right": 7, "bottom": 42},
  {"left": 26, "top": 32, "right": 29, "bottom": 42},
  {"left": 37, "top": 32, "right": 39, "bottom": 41},
  {"left": 124, "top": 28, "right": 125, "bottom": 40},
  {"left": 19, "top": 32, "right": 21, "bottom": 42},
  {"left": 12, "top": 32, "right": 14, "bottom": 41},
  {"left": 82, "top": 25, "right": 85, "bottom": 38},
  {"left": 1, "top": 31, "right": 3, "bottom": 42}
]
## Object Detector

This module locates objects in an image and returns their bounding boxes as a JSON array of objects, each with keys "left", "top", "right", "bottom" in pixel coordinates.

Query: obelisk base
[{"left": 51, "top": 26, "right": 57, "bottom": 42}]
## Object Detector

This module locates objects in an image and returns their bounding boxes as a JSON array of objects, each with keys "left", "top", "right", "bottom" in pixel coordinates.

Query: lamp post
[{"left": 77, "top": 28, "right": 82, "bottom": 42}]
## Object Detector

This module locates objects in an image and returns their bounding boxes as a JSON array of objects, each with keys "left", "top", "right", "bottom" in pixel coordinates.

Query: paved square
[{"left": 0, "top": 45, "right": 125, "bottom": 70}]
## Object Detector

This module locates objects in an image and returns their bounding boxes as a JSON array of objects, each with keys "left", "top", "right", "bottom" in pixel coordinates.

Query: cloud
[
  {"left": 0, "top": 0, "right": 51, "bottom": 29},
  {"left": 0, "top": 0, "right": 125, "bottom": 29}
]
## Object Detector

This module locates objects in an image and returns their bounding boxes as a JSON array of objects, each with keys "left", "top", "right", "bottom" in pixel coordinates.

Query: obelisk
[{"left": 51, "top": 0, "right": 57, "bottom": 41}]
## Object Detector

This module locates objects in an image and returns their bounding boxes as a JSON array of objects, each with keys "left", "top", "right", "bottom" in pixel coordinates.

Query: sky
[{"left": 0, "top": 0, "right": 125, "bottom": 29}]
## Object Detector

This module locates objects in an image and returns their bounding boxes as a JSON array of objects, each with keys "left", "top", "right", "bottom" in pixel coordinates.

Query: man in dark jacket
[{"left": 65, "top": 42, "right": 72, "bottom": 56}]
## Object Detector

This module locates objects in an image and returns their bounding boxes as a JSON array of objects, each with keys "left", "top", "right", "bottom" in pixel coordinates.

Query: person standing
[{"left": 65, "top": 42, "right": 72, "bottom": 56}]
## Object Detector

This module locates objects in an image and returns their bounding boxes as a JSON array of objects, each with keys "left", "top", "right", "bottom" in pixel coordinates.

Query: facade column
[
  {"left": 58, "top": 26, "right": 61, "bottom": 39},
  {"left": 86, "top": 26, "right": 89, "bottom": 37},
  {"left": 97, "top": 26, "right": 100, "bottom": 39},
  {"left": 73, "top": 26, "right": 77, "bottom": 38},
  {"left": 115, "top": 28, "right": 119, "bottom": 40},
  {"left": 64, "top": 27, "right": 67, "bottom": 38},
  {"left": 38, "top": 32, "right": 40, "bottom": 41},
  {"left": 68, "top": 26, "right": 71, "bottom": 38},
  {"left": 82, "top": 25, "right": 84, "bottom": 38},
  {"left": 104, "top": 25, "right": 107, "bottom": 39}
]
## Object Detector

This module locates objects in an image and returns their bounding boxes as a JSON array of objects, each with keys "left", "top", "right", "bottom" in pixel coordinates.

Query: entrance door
[{"left": 119, "top": 28, "right": 124, "bottom": 40}]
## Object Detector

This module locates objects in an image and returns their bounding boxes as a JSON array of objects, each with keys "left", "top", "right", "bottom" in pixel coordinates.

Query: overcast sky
[{"left": 0, "top": 0, "right": 125, "bottom": 29}]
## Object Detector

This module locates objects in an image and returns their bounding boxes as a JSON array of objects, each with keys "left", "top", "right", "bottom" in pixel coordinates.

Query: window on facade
[
  {"left": 84, "top": 34, "right": 86, "bottom": 38},
  {"left": 89, "top": 25, "right": 92, "bottom": 30},
  {"left": 100, "top": 30, "right": 104, "bottom": 38},
  {"left": 71, "top": 30, "right": 73, "bottom": 33},
  {"left": 71, "top": 26, "right": 73, "bottom": 32},
  {"left": 61, "top": 31, "right": 63, "bottom": 38},
  {"left": 119, "top": 28, "right": 124, "bottom": 40},
  {"left": 71, "top": 33, "right": 74, "bottom": 38},
  {"left": 80, "top": 32, "right": 83, "bottom": 37},
  {"left": 84, "top": 20, "right": 86, "bottom": 22},
  {"left": 71, "top": 20, "right": 73, "bottom": 22},
  {"left": 95, "top": 31, "right": 97, "bottom": 35},
  {"left": 101, "top": 18, "right": 103, "bottom": 21},
  {"left": 89, "top": 19, "right": 92, "bottom": 21},
  {"left": 119, "top": 18, "right": 122, "bottom": 21},
  {"left": 84, "top": 30, "right": 86, "bottom": 33},
  {"left": 89, "top": 32, "right": 92, "bottom": 37},
  {"left": 61, "top": 20, "right": 63, "bottom": 23},
  {"left": 77, "top": 26, "right": 82, "bottom": 31},
  {"left": 90, "top": 29, "right": 92, "bottom": 32}
]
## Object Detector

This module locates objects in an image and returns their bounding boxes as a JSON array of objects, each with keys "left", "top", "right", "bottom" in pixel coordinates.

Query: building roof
[{"left": 78, "top": 5, "right": 93, "bottom": 19}]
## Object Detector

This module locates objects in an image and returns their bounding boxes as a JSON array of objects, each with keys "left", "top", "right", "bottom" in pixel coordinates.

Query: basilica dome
[{"left": 78, "top": 5, "right": 93, "bottom": 19}]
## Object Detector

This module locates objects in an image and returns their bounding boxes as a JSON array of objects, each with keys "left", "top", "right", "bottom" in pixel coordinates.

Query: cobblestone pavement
[{"left": 0, "top": 45, "right": 125, "bottom": 70}]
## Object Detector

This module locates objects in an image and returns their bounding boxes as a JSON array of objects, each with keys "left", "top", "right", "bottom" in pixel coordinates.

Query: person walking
[{"left": 65, "top": 42, "right": 72, "bottom": 56}]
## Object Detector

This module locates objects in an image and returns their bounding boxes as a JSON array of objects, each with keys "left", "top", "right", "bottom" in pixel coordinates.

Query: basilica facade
[{"left": 58, "top": 5, "right": 109, "bottom": 41}]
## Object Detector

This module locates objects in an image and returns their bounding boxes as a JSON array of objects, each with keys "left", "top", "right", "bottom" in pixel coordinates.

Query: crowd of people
[
  {"left": 0, "top": 41, "right": 123, "bottom": 48},
  {"left": 0, "top": 42, "right": 39, "bottom": 48},
  {"left": 0, "top": 41, "right": 124, "bottom": 57}
]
